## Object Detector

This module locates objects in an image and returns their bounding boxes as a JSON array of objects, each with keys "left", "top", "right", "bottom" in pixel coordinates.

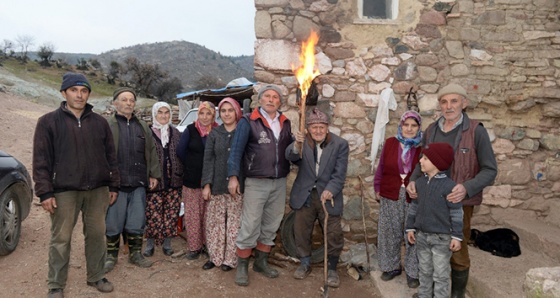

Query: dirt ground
[{"left": 0, "top": 91, "right": 378, "bottom": 297}]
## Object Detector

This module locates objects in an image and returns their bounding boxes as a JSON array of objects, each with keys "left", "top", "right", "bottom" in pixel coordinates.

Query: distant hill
[{"left": 93, "top": 41, "right": 254, "bottom": 91}]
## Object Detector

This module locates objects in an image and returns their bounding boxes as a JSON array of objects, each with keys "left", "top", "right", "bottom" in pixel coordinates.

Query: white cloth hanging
[{"left": 370, "top": 87, "right": 397, "bottom": 172}]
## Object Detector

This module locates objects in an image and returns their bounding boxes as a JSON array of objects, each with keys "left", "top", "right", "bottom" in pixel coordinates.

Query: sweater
[{"left": 405, "top": 173, "right": 463, "bottom": 240}]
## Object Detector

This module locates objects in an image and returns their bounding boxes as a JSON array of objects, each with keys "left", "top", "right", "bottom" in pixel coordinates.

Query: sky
[{"left": 0, "top": 0, "right": 256, "bottom": 56}]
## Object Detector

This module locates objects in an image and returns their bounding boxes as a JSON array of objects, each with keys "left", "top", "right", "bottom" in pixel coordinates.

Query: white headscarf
[{"left": 151, "top": 102, "right": 172, "bottom": 147}]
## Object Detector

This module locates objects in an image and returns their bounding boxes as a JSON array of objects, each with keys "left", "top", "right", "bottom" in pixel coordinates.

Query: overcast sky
[{"left": 0, "top": 0, "right": 256, "bottom": 56}]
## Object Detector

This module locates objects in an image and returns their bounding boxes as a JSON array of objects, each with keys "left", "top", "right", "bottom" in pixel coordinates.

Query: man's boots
[
  {"left": 235, "top": 257, "right": 250, "bottom": 286},
  {"left": 104, "top": 235, "right": 120, "bottom": 273},
  {"left": 253, "top": 249, "right": 279, "bottom": 278},
  {"left": 127, "top": 233, "right": 153, "bottom": 268},
  {"left": 451, "top": 268, "right": 469, "bottom": 298}
]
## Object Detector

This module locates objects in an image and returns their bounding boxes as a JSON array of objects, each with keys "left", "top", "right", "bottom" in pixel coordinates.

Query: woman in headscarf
[
  {"left": 143, "top": 102, "right": 183, "bottom": 257},
  {"left": 374, "top": 110, "right": 422, "bottom": 289},
  {"left": 200, "top": 97, "right": 244, "bottom": 271},
  {"left": 177, "top": 101, "right": 218, "bottom": 260}
]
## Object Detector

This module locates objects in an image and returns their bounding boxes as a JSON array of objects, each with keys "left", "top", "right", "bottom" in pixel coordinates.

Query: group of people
[
  {"left": 33, "top": 73, "right": 351, "bottom": 298},
  {"left": 32, "top": 72, "right": 496, "bottom": 298},
  {"left": 375, "top": 83, "right": 497, "bottom": 298}
]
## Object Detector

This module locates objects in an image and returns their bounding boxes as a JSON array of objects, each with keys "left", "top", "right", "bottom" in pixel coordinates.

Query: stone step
[{"left": 467, "top": 220, "right": 560, "bottom": 298}]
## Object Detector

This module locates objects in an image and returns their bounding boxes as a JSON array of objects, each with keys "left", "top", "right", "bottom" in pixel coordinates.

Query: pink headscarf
[
  {"left": 218, "top": 97, "right": 242, "bottom": 122},
  {"left": 195, "top": 101, "right": 217, "bottom": 137}
]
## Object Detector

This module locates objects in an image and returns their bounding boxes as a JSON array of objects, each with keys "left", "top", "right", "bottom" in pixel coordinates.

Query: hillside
[{"left": 94, "top": 41, "right": 254, "bottom": 90}]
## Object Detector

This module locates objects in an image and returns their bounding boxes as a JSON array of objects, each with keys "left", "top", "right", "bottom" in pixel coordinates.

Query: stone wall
[{"left": 253, "top": 0, "right": 560, "bottom": 244}]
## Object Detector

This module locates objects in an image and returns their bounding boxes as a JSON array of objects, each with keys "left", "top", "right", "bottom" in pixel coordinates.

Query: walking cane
[{"left": 321, "top": 199, "right": 330, "bottom": 298}]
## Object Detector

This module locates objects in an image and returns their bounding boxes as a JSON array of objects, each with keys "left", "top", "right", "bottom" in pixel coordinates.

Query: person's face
[
  {"left": 401, "top": 118, "right": 420, "bottom": 139},
  {"left": 155, "top": 107, "right": 171, "bottom": 125},
  {"left": 308, "top": 123, "right": 328, "bottom": 143},
  {"left": 219, "top": 102, "right": 237, "bottom": 126},
  {"left": 198, "top": 108, "right": 214, "bottom": 126},
  {"left": 61, "top": 86, "right": 90, "bottom": 114},
  {"left": 114, "top": 91, "right": 136, "bottom": 118},
  {"left": 419, "top": 155, "right": 438, "bottom": 176},
  {"left": 439, "top": 94, "right": 468, "bottom": 123},
  {"left": 259, "top": 89, "right": 281, "bottom": 117}
]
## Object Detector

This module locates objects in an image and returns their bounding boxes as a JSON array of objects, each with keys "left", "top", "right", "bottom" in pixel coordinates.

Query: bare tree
[
  {"left": 152, "top": 77, "right": 183, "bottom": 104},
  {"left": 37, "top": 42, "right": 55, "bottom": 67},
  {"left": 76, "top": 58, "right": 88, "bottom": 70},
  {"left": 1, "top": 39, "right": 14, "bottom": 57},
  {"left": 107, "top": 61, "right": 122, "bottom": 84},
  {"left": 194, "top": 74, "right": 221, "bottom": 90},
  {"left": 15, "top": 35, "right": 35, "bottom": 62},
  {"left": 125, "top": 57, "right": 168, "bottom": 97}
]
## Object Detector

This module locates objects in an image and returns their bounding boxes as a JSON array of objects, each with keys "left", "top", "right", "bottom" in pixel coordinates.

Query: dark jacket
[
  {"left": 33, "top": 102, "right": 120, "bottom": 202},
  {"left": 107, "top": 114, "right": 161, "bottom": 187},
  {"left": 150, "top": 125, "right": 183, "bottom": 191},
  {"left": 286, "top": 132, "right": 349, "bottom": 216},
  {"left": 178, "top": 124, "right": 205, "bottom": 189},
  {"left": 228, "top": 108, "right": 292, "bottom": 179}
]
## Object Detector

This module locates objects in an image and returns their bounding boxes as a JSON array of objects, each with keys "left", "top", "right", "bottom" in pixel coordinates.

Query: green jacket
[{"left": 107, "top": 114, "right": 162, "bottom": 182}]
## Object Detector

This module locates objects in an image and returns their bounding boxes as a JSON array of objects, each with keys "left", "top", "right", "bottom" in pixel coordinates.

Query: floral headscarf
[
  {"left": 396, "top": 110, "right": 422, "bottom": 174},
  {"left": 195, "top": 101, "right": 217, "bottom": 137},
  {"left": 151, "top": 102, "right": 172, "bottom": 147}
]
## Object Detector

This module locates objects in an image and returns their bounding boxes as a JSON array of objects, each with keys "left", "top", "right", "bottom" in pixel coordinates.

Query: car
[
  {"left": 0, "top": 150, "right": 33, "bottom": 256},
  {"left": 176, "top": 108, "right": 223, "bottom": 133}
]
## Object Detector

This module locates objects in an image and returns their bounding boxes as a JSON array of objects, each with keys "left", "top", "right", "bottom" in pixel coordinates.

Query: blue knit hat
[{"left": 60, "top": 72, "right": 91, "bottom": 92}]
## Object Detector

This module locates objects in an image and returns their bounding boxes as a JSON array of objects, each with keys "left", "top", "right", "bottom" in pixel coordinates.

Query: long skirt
[
  {"left": 182, "top": 186, "right": 207, "bottom": 252},
  {"left": 205, "top": 193, "right": 243, "bottom": 267},
  {"left": 144, "top": 188, "right": 181, "bottom": 246},
  {"left": 377, "top": 187, "right": 419, "bottom": 279}
]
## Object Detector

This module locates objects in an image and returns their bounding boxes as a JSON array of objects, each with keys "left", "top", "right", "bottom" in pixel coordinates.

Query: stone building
[{"left": 252, "top": 0, "right": 560, "bottom": 246}]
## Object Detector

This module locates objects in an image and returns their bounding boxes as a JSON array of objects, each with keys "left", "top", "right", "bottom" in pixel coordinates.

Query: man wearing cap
[
  {"left": 33, "top": 72, "right": 119, "bottom": 297},
  {"left": 406, "top": 83, "right": 497, "bottom": 298},
  {"left": 285, "top": 108, "right": 349, "bottom": 287},
  {"left": 227, "top": 84, "right": 292, "bottom": 286},
  {"left": 104, "top": 87, "right": 161, "bottom": 272}
]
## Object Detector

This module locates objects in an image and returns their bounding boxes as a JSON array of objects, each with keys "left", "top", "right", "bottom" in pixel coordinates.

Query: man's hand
[
  {"left": 406, "top": 181, "right": 417, "bottom": 199},
  {"left": 109, "top": 192, "right": 118, "bottom": 205},
  {"left": 321, "top": 190, "right": 334, "bottom": 207},
  {"left": 148, "top": 178, "right": 159, "bottom": 191},
  {"left": 228, "top": 176, "right": 240, "bottom": 196},
  {"left": 450, "top": 239, "right": 462, "bottom": 252},
  {"left": 407, "top": 231, "right": 416, "bottom": 244},
  {"left": 294, "top": 131, "right": 305, "bottom": 153},
  {"left": 447, "top": 184, "right": 467, "bottom": 203},
  {"left": 41, "top": 197, "right": 57, "bottom": 214}
]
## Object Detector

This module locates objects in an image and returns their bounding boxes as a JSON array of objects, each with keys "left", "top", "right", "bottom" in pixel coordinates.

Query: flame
[{"left": 292, "top": 31, "right": 321, "bottom": 102}]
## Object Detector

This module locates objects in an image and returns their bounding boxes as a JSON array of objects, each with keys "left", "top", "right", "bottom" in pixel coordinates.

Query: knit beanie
[
  {"left": 113, "top": 87, "right": 137, "bottom": 101},
  {"left": 306, "top": 107, "right": 329, "bottom": 125},
  {"left": 437, "top": 83, "right": 468, "bottom": 100},
  {"left": 422, "top": 142, "right": 454, "bottom": 171},
  {"left": 257, "top": 84, "right": 283, "bottom": 101},
  {"left": 60, "top": 72, "right": 91, "bottom": 92}
]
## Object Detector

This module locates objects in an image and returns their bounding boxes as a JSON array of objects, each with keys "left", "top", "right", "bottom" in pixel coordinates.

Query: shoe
[
  {"left": 163, "top": 247, "right": 174, "bottom": 256},
  {"left": 129, "top": 252, "right": 154, "bottom": 268},
  {"left": 407, "top": 275, "right": 420, "bottom": 288},
  {"left": 203, "top": 261, "right": 215, "bottom": 270},
  {"left": 221, "top": 264, "right": 233, "bottom": 271},
  {"left": 185, "top": 250, "right": 201, "bottom": 260},
  {"left": 47, "top": 288, "right": 64, "bottom": 298},
  {"left": 104, "top": 255, "right": 117, "bottom": 273},
  {"left": 327, "top": 269, "right": 340, "bottom": 288},
  {"left": 293, "top": 264, "right": 312, "bottom": 280},
  {"left": 143, "top": 246, "right": 154, "bottom": 257},
  {"left": 381, "top": 269, "right": 402, "bottom": 281},
  {"left": 87, "top": 278, "right": 114, "bottom": 293}
]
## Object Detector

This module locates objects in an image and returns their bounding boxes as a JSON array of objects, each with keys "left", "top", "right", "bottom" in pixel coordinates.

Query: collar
[{"left": 249, "top": 108, "right": 287, "bottom": 129}]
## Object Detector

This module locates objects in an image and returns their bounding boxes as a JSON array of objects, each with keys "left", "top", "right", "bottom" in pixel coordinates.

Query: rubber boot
[
  {"left": 162, "top": 237, "right": 174, "bottom": 256},
  {"left": 143, "top": 238, "right": 155, "bottom": 257},
  {"left": 451, "top": 268, "right": 469, "bottom": 298},
  {"left": 127, "top": 233, "right": 153, "bottom": 268},
  {"left": 104, "top": 235, "right": 120, "bottom": 273},
  {"left": 253, "top": 250, "right": 279, "bottom": 278},
  {"left": 235, "top": 257, "right": 250, "bottom": 286}
]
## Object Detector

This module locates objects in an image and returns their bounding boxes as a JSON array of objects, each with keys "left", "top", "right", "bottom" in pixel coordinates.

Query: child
[{"left": 405, "top": 142, "right": 463, "bottom": 298}]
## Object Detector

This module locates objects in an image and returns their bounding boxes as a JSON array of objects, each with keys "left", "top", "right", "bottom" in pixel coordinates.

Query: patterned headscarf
[
  {"left": 151, "top": 102, "right": 172, "bottom": 147},
  {"left": 195, "top": 101, "right": 217, "bottom": 137},
  {"left": 396, "top": 110, "right": 422, "bottom": 174}
]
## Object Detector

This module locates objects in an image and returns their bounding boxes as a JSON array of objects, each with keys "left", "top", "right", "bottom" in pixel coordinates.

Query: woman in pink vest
[{"left": 374, "top": 110, "right": 422, "bottom": 289}]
